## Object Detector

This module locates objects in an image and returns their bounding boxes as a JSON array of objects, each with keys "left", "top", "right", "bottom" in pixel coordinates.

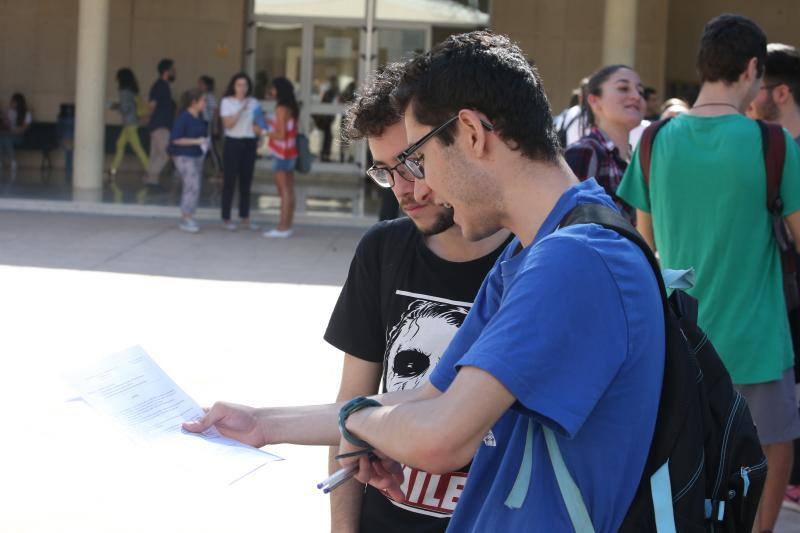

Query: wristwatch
[{"left": 338, "top": 396, "right": 382, "bottom": 449}]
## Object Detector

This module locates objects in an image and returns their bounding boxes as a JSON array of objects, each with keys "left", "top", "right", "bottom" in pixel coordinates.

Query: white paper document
[{"left": 64, "top": 346, "right": 282, "bottom": 484}]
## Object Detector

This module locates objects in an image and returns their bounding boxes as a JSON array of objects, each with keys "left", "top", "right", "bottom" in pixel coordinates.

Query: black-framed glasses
[
  {"left": 760, "top": 83, "right": 781, "bottom": 91},
  {"left": 365, "top": 159, "right": 416, "bottom": 189},
  {"left": 396, "top": 114, "right": 494, "bottom": 179}
]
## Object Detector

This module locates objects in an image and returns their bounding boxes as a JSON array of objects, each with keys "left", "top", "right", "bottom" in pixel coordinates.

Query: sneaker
[
  {"left": 242, "top": 221, "right": 260, "bottom": 231},
  {"left": 262, "top": 228, "right": 293, "bottom": 239},
  {"left": 222, "top": 221, "right": 237, "bottom": 232},
  {"left": 179, "top": 219, "right": 200, "bottom": 233},
  {"left": 784, "top": 484, "right": 800, "bottom": 513}
]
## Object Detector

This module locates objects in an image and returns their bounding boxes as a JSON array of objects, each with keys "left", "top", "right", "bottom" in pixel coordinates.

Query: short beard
[
  {"left": 418, "top": 206, "right": 455, "bottom": 236},
  {"left": 755, "top": 93, "right": 780, "bottom": 121}
]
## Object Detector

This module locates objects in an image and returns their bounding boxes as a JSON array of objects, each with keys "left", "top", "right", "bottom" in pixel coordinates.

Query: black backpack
[{"left": 560, "top": 203, "right": 766, "bottom": 532}]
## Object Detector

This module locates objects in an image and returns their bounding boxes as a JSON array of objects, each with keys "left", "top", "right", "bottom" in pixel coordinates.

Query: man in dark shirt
[
  {"left": 145, "top": 58, "right": 176, "bottom": 186},
  {"left": 184, "top": 62, "right": 511, "bottom": 533}
]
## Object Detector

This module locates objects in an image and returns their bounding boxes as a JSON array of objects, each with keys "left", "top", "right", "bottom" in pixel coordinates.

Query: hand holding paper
[{"left": 63, "top": 346, "right": 281, "bottom": 484}]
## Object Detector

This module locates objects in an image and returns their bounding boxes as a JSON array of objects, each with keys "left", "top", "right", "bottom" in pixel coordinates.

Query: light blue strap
[
  {"left": 650, "top": 461, "right": 677, "bottom": 533},
  {"left": 661, "top": 268, "right": 695, "bottom": 290},
  {"left": 504, "top": 418, "right": 534, "bottom": 509},
  {"left": 543, "top": 427, "right": 595, "bottom": 533}
]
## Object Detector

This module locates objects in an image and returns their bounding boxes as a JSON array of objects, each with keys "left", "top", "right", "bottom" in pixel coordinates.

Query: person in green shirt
[
  {"left": 746, "top": 40, "right": 800, "bottom": 515},
  {"left": 617, "top": 14, "right": 800, "bottom": 533}
]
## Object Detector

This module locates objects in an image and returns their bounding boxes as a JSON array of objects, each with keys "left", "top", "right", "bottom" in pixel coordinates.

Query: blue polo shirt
[
  {"left": 430, "top": 179, "right": 664, "bottom": 532},
  {"left": 168, "top": 111, "right": 206, "bottom": 157}
]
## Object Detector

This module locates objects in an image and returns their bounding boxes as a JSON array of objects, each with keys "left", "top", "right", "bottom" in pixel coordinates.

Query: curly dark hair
[
  {"left": 391, "top": 31, "right": 560, "bottom": 163},
  {"left": 341, "top": 62, "right": 404, "bottom": 143},
  {"left": 224, "top": 72, "right": 253, "bottom": 98},
  {"left": 272, "top": 77, "right": 299, "bottom": 119},
  {"left": 116, "top": 68, "right": 139, "bottom": 94},
  {"left": 697, "top": 14, "right": 766, "bottom": 85}
]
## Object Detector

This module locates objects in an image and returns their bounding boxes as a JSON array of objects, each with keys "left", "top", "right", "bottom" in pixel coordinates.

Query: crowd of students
[
  {"left": 108, "top": 59, "right": 298, "bottom": 236},
  {"left": 179, "top": 12, "right": 800, "bottom": 533}
]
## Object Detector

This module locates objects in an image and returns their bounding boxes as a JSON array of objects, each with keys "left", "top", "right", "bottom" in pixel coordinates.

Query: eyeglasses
[
  {"left": 365, "top": 159, "right": 416, "bottom": 189},
  {"left": 396, "top": 114, "right": 494, "bottom": 179},
  {"left": 760, "top": 83, "right": 781, "bottom": 91}
]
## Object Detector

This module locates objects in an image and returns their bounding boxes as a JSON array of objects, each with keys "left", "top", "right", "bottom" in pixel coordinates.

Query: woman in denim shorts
[{"left": 264, "top": 77, "right": 299, "bottom": 239}]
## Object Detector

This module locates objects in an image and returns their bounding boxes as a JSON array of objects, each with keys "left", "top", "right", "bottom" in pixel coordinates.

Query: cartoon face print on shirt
[{"left": 384, "top": 299, "right": 468, "bottom": 392}]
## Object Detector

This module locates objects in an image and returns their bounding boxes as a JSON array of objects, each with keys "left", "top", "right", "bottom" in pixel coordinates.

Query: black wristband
[{"left": 338, "top": 396, "right": 382, "bottom": 448}]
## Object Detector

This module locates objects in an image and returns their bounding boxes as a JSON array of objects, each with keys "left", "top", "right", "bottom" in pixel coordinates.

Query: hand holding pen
[
  {"left": 318, "top": 447, "right": 405, "bottom": 500},
  {"left": 317, "top": 448, "right": 376, "bottom": 493}
]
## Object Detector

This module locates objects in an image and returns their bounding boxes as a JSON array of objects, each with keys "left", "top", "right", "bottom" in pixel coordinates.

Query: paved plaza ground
[{"left": 0, "top": 209, "right": 798, "bottom": 532}]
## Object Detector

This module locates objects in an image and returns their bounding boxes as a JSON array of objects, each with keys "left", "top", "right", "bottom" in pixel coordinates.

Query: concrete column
[
  {"left": 73, "top": 0, "right": 110, "bottom": 191},
  {"left": 244, "top": 0, "right": 256, "bottom": 78},
  {"left": 602, "top": 0, "right": 638, "bottom": 66}
]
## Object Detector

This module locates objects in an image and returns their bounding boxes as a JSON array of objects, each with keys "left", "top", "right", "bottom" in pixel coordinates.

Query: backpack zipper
[{"left": 739, "top": 458, "right": 768, "bottom": 498}]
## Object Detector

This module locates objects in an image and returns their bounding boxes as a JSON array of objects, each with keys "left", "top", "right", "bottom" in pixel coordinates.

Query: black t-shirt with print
[{"left": 324, "top": 217, "right": 510, "bottom": 533}]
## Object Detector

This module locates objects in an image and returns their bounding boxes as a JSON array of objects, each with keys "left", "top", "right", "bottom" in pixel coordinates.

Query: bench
[{"left": 16, "top": 122, "right": 59, "bottom": 170}]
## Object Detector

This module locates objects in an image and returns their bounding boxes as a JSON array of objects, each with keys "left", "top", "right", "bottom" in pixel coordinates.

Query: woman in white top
[
  {"left": 0, "top": 93, "right": 32, "bottom": 172},
  {"left": 219, "top": 72, "right": 259, "bottom": 231}
]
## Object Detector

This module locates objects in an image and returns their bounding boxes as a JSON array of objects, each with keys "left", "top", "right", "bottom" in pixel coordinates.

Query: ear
[
  {"left": 456, "top": 109, "right": 491, "bottom": 158},
  {"left": 773, "top": 84, "right": 791, "bottom": 105},
  {"left": 744, "top": 57, "right": 760, "bottom": 83},
  {"left": 587, "top": 93, "right": 601, "bottom": 115}
]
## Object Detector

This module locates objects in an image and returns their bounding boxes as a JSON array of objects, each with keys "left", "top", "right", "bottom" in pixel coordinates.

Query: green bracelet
[{"left": 338, "top": 396, "right": 381, "bottom": 449}]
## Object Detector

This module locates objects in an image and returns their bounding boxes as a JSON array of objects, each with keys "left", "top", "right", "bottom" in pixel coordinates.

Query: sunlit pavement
[
  {"left": 0, "top": 210, "right": 798, "bottom": 532},
  {"left": 0, "top": 211, "right": 364, "bottom": 532}
]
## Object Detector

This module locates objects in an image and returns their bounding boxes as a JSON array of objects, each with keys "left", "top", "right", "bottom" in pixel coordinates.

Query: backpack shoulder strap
[
  {"left": 543, "top": 426, "right": 596, "bottom": 533},
  {"left": 757, "top": 119, "right": 787, "bottom": 214},
  {"left": 560, "top": 203, "right": 668, "bottom": 314},
  {"left": 638, "top": 118, "right": 672, "bottom": 188}
]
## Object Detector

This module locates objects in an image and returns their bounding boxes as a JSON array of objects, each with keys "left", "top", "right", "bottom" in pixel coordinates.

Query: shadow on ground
[{"left": 0, "top": 210, "right": 366, "bottom": 286}]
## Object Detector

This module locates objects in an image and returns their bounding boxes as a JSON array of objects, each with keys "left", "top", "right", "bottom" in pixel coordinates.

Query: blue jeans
[
  {"left": 273, "top": 156, "right": 296, "bottom": 172},
  {"left": 0, "top": 134, "right": 21, "bottom": 163}
]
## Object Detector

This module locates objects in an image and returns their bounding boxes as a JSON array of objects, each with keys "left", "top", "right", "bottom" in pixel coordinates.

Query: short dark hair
[
  {"left": 199, "top": 75, "right": 215, "bottom": 92},
  {"left": 392, "top": 31, "right": 560, "bottom": 162},
  {"left": 643, "top": 86, "right": 657, "bottom": 99},
  {"left": 342, "top": 62, "right": 404, "bottom": 143},
  {"left": 157, "top": 58, "right": 174, "bottom": 75},
  {"left": 696, "top": 14, "right": 766, "bottom": 84},
  {"left": 224, "top": 72, "right": 253, "bottom": 98},
  {"left": 180, "top": 88, "right": 204, "bottom": 110},
  {"left": 765, "top": 43, "right": 800, "bottom": 107}
]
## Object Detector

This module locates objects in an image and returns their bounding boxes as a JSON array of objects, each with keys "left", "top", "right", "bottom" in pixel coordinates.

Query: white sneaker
[
  {"left": 243, "top": 221, "right": 260, "bottom": 231},
  {"left": 179, "top": 219, "right": 200, "bottom": 233},
  {"left": 222, "top": 221, "right": 237, "bottom": 231},
  {"left": 262, "top": 228, "right": 293, "bottom": 238}
]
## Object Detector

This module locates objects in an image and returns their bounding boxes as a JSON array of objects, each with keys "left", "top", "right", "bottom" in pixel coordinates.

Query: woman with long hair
[
  {"left": 263, "top": 77, "right": 299, "bottom": 238},
  {"left": 0, "top": 92, "right": 32, "bottom": 173},
  {"left": 219, "top": 72, "right": 259, "bottom": 231},
  {"left": 168, "top": 88, "right": 208, "bottom": 233},
  {"left": 110, "top": 68, "right": 149, "bottom": 179},
  {"left": 564, "top": 64, "right": 644, "bottom": 223}
]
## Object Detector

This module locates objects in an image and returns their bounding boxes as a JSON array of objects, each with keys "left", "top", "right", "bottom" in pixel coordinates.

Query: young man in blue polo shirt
[
  {"left": 335, "top": 32, "right": 665, "bottom": 531},
  {"left": 186, "top": 32, "right": 664, "bottom": 532}
]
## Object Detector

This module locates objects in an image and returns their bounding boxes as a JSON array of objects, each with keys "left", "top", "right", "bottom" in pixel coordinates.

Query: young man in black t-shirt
[{"left": 184, "top": 63, "right": 511, "bottom": 533}]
